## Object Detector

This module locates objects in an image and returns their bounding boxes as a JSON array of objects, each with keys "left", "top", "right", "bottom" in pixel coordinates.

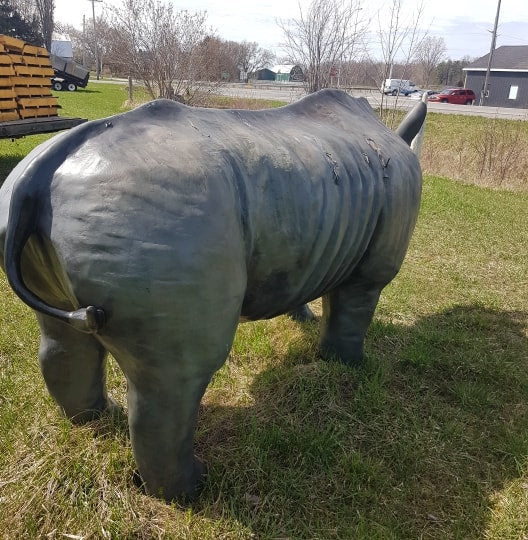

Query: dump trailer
[
  {"left": 0, "top": 35, "right": 86, "bottom": 138},
  {"left": 50, "top": 54, "right": 90, "bottom": 91}
]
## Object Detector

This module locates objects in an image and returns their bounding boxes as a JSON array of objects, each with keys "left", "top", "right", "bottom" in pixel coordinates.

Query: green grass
[{"left": 0, "top": 86, "right": 527, "bottom": 538}]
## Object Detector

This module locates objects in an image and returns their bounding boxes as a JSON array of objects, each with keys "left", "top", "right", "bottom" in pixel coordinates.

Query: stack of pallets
[
  {"left": 0, "top": 35, "right": 59, "bottom": 121},
  {"left": 0, "top": 41, "right": 19, "bottom": 121}
]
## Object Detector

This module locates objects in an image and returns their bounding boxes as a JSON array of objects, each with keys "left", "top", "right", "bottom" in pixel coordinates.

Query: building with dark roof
[{"left": 463, "top": 45, "right": 528, "bottom": 108}]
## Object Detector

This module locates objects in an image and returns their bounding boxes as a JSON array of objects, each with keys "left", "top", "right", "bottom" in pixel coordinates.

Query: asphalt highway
[
  {"left": 92, "top": 78, "right": 528, "bottom": 120},
  {"left": 216, "top": 82, "right": 528, "bottom": 120}
]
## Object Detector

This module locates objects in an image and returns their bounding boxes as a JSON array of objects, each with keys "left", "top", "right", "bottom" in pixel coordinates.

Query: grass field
[{"left": 0, "top": 84, "right": 527, "bottom": 538}]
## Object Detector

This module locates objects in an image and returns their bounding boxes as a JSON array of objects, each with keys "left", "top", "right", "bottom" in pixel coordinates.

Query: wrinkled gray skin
[{"left": 0, "top": 89, "right": 425, "bottom": 502}]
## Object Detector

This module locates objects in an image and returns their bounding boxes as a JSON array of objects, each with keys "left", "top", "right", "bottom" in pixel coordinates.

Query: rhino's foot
[
  {"left": 106, "top": 395, "right": 123, "bottom": 417},
  {"left": 137, "top": 456, "right": 207, "bottom": 503},
  {"left": 288, "top": 304, "right": 317, "bottom": 323},
  {"left": 65, "top": 396, "right": 122, "bottom": 424},
  {"left": 124, "top": 366, "right": 215, "bottom": 505},
  {"left": 319, "top": 337, "right": 365, "bottom": 366}
]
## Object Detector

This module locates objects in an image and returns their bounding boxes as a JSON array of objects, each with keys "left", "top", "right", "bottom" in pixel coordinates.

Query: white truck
[{"left": 381, "top": 79, "right": 417, "bottom": 96}]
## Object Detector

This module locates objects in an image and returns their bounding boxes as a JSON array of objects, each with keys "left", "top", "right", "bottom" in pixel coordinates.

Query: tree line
[{"left": 1, "top": 0, "right": 473, "bottom": 102}]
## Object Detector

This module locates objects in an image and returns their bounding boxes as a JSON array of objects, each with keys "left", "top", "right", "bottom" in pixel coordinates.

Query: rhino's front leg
[
  {"left": 36, "top": 313, "right": 114, "bottom": 423},
  {"left": 319, "top": 279, "right": 383, "bottom": 365},
  {"left": 125, "top": 365, "right": 212, "bottom": 502}
]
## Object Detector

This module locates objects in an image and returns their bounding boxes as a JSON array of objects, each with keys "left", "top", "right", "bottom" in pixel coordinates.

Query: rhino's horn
[{"left": 396, "top": 94, "right": 427, "bottom": 148}]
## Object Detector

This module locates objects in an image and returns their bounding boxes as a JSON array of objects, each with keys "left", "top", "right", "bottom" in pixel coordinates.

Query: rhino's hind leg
[
  {"left": 319, "top": 279, "right": 383, "bottom": 365},
  {"left": 37, "top": 313, "right": 113, "bottom": 423},
  {"left": 111, "top": 308, "right": 241, "bottom": 502},
  {"left": 125, "top": 367, "right": 211, "bottom": 502}
]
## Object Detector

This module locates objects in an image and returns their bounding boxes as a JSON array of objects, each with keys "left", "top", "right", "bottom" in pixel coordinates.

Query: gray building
[{"left": 464, "top": 45, "right": 528, "bottom": 108}]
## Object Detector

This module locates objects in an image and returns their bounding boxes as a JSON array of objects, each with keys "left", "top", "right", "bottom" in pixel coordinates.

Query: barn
[
  {"left": 254, "top": 68, "right": 276, "bottom": 81},
  {"left": 271, "top": 65, "right": 304, "bottom": 83},
  {"left": 464, "top": 45, "right": 528, "bottom": 108}
]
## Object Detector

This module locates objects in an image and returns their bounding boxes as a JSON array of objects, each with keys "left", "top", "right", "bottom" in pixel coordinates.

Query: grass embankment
[
  {"left": 421, "top": 112, "right": 528, "bottom": 191},
  {"left": 382, "top": 104, "right": 528, "bottom": 191},
  {"left": 0, "top": 84, "right": 527, "bottom": 538}
]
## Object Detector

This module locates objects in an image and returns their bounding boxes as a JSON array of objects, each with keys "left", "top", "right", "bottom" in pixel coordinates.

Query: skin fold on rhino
[{"left": 0, "top": 89, "right": 426, "bottom": 502}]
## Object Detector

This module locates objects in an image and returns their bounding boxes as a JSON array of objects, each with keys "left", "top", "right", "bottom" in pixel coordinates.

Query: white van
[{"left": 381, "top": 79, "right": 417, "bottom": 96}]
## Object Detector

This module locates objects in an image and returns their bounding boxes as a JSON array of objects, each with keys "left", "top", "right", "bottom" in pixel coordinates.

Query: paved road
[
  {"left": 93, "top": 78, "right": 528, "bottom": 120},
  {"left": 217, "top": 83, "right": 528, "bottom": 120}
]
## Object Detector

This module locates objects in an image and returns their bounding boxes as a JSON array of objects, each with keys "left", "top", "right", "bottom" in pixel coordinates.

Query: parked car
[
  {"left": 410, "top": 89, "right": 438, "bottom": 99},
  {"left": 428, "top": 88, "right": 475, "bottom": 105},
  {"left": 381, "top": 78, "right": 417, "bottom": 96}
]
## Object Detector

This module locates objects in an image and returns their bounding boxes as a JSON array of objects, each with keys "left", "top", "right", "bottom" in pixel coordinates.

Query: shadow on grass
[
  {"left": 0, "top": 155, "right": 24, "bottom": 186},
  {"left": 196, "top": 304, "right": 528, "bottom": 538},
  {"left": 57, "top": 88, "right": 102, "bottom": 94}
]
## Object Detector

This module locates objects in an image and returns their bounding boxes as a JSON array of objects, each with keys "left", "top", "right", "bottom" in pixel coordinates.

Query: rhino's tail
[
  {"left": 396, "top": 92, "right": 428, "bottom": 155},
  {"left": 3, "top": 149, "right": 106, "bottom": 334}
]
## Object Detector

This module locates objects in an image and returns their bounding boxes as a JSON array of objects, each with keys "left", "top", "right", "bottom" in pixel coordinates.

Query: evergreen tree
[{"left": 0, "top": 0, "right": 43, "bottom": 46}]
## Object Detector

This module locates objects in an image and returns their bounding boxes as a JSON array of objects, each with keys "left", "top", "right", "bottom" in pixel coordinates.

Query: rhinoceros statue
[{"left": 0, "top": 89, "right": 426, "bottom": 501}]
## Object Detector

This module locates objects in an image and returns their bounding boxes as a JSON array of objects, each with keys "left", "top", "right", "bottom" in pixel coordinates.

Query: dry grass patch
[{"left": 421, "top": 113, "right": 528, "bottom": 191}]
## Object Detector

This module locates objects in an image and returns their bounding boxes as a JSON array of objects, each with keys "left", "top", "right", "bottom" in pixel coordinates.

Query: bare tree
[
  {"left": 372, "top": 0, "right": 427, "bottom": 122},
  {"left": 11, "top": 0, "right": 36, "bottom": 21},
  {"left": 277, "top": 0, "right": 367, "bottom": 93},
  {"left": 237, "top": 41, "right": 275, "bottom": 81},
  {"left": 35, "top": 0, "right": 54, "bottom": 51},
  {"left": 412, "top": 35, "right": 446, "bottom": 86},
  {"left": 58, "top": 15, "right": 125, "bottom": 76},
  {"left": 109, "top": 0, "right": 211, "bottom": 101},
  {"left": 197, "top": 36, "right": 240, "bottom": 81}
]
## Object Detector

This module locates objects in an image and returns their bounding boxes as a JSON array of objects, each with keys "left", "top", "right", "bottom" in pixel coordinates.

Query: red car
[{"left": 428, "top": 88, "right": 475, "bottom": 105}]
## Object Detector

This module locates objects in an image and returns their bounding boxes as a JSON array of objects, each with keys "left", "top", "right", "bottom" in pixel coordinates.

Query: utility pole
[
  {"left": 87, "top": 0, "right": 103, "bottom": 80},
  {"left": 82, "top": 15, "right": 86, "bottom": 67},
  {"left": 479, "top": 0, "right": 502, "bottom": 106}
]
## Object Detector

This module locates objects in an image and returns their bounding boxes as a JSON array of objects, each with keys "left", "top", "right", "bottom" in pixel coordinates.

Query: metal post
[{"left": 479, "top": 0, "right": 502, "bottom": 106}]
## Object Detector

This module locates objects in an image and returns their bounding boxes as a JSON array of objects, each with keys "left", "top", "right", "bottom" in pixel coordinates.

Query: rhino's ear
[{"left": 395, "top": 95, "right": 427, "bottom": 147}]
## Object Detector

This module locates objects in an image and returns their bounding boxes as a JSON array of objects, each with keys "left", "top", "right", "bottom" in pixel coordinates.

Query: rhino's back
[{"left": 3, "top": 90, "right": 420, "bottom": 320}]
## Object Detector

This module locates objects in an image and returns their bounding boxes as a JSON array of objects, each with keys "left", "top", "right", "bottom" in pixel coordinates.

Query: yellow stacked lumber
[
  {"left": 0, "top": 35, "right": 24, "bottom": 52},
  {"left": 0, "top": 42, "right": 19, "bottom": 121},
  {"left": 0, "top": 35, "right": 59, "bottom": 120}
]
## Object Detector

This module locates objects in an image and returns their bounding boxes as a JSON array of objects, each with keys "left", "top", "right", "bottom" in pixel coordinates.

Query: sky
[{"left": 55, "top": 0, "right": 528, "bottom": 61}]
